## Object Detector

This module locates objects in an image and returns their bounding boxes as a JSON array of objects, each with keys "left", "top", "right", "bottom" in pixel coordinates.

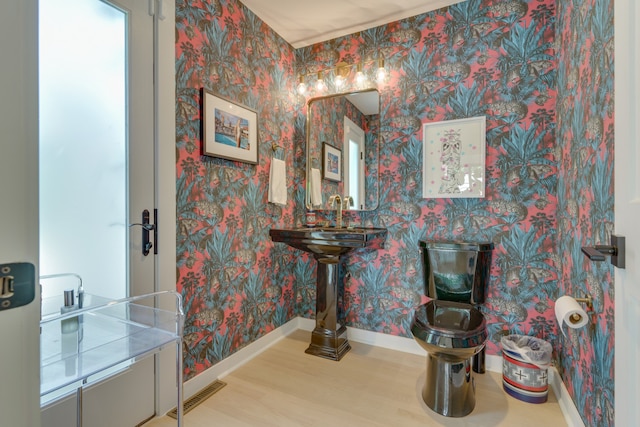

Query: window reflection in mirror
[
  {"left": 344, "top": 116, "right": 365, "bottom": 208},
  {"left": 306, "top": 89, "right": 379, "bottom": 211}
]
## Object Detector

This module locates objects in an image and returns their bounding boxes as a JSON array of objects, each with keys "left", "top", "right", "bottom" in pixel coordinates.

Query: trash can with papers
[{"left": 501, "top": 334, "right": 552, "bottom": 403}]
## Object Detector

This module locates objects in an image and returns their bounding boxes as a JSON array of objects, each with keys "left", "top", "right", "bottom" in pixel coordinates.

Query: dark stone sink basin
[{"left": 269, "top": 227, "right": 387, "bottom": 257}]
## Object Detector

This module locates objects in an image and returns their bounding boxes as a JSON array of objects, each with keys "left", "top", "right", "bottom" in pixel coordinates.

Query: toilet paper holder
[
  {"left": 571, "top": 294, "right": 593, "bottom": 321},
  {"left": 580, "top": 234, "right": 625, "bottom": 269}
]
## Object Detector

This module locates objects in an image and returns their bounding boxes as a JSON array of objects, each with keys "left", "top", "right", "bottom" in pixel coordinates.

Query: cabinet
[{"left": 40, "top": 291, "right": 184, "bottom": 426}]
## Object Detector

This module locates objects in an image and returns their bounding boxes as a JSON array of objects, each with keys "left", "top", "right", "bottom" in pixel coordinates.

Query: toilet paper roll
[{"left": 555, "top": 296, "right": 589, "bottom": 337}]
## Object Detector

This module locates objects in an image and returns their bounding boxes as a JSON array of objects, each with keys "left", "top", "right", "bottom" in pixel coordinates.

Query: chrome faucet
[{"left": 328, "top": 194, "right": 343, "bottom": 228}]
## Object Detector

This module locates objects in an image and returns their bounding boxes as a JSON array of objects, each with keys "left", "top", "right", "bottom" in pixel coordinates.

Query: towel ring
[{"left": 271, "top": 143, "right": 284, "bottom": 159}]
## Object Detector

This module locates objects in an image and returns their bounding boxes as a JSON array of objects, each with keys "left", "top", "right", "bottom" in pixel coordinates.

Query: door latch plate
[{"left": 0, "top": 262, "right": 36, "bottom": 311}]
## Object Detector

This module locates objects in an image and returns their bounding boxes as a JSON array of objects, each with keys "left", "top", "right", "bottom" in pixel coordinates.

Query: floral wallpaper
[
  {"left": 556, "top": 0, "right": 615, "bottom": 426},
  {"left": 175, "top": 0, "right": 301, "bottom": 379},
  {"left": 174, "top": 1, "right": 614, "bottom": 426},
  {"left": 295, "top": 0, "right": 559, "bottom": 349}
]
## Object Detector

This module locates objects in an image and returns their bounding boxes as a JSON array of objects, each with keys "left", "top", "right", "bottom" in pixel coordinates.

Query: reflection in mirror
[{"left": 306, "top": 89, "right": 379, "bottom": 211}]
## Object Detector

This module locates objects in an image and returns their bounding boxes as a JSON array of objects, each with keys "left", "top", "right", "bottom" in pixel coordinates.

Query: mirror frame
[{"left": 305, "top": 89, "right": 380, "bottom": 211}]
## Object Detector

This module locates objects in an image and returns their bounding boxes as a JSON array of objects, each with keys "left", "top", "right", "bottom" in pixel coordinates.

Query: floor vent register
[{"left": 167, "top": 380, "right": 228, "bottom": 419}]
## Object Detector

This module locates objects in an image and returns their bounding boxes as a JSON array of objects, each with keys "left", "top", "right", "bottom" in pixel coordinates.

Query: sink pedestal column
[
  {"left": 268, "top": 227, "right": 388, "bottom": 361},
  {"left": 305, "top": 254, "right": 351, "bottom": 361}
]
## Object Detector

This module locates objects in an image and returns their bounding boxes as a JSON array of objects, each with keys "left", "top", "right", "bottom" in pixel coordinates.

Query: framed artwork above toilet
[{"left": 422, "top": 116, "right": 486, "bottom": 198}]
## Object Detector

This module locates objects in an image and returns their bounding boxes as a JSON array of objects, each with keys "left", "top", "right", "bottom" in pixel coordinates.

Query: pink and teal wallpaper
[
  {"left": 174, "top": 0, "right": 614, "bottom": 426},
  {"left": 295, "top": 0, "right": 559, "bottom": 350},
  {"left": 556, "top": 1, "right": 615, "bottom": 425},
  {"left": 175, "top": 0, "right": 300, "bottom": 378}
]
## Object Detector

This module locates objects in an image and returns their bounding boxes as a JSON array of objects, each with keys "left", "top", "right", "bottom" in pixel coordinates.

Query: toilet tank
[{"left": 419, "top": 241, "right": 494, "bottom": 304}]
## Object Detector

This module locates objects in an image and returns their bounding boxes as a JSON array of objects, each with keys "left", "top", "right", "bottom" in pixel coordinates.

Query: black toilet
[{"left": 411, "top": 240, "right": 494, "bottom": 417}]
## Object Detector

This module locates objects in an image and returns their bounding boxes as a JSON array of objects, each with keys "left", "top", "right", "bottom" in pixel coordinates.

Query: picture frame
[
  {"left": 422, "top": 116, "right": 486, "bottom": 198},
  {"left": 322, "top": 142, "right": 342, "bottom": 182},
  {"left": 202, "top": 89, "right": 258, "bottom": 164}
]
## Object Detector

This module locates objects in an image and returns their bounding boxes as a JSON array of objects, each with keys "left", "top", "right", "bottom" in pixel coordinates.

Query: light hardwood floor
[{"left": 145, "top": 329, "right": 567, "bottom": 426}]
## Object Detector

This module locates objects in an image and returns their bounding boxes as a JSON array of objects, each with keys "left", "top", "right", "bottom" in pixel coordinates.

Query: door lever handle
[
  {"left": 129, "top": 223, "right": 155, "bottom": 231},
  {"left": 581, "top": 246, "right": 607, "bottom": 261},
  {"left": 581, "top": 234, "right": 625, "bottom": 269},
  {"left": 128, "top": 209, "right": 157, "bottom": 256}
]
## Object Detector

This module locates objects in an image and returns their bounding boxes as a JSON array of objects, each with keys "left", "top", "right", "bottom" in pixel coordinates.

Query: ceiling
[
  {"left": 239, "top": 0, "right": 465, "bottom": 48},
  {"left": 346, "top": 91, "right": 379, "bottom": 116}
]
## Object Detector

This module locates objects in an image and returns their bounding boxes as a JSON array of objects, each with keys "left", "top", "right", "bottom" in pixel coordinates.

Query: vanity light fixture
[{"left": 296, "top": 55, "right": 388, "bottom": 94}]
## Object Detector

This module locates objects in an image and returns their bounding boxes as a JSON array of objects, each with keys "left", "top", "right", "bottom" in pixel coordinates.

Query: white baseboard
[
  {"left": 182, "top": 317, "right": 300, "bottom": 399},
  {"left": 548, "top": 367, "right": 586, "bottom": 427},
  {"left": 183, "top": 317, "right": 581, "bottom": 427},
  {"left": 298, "top": 317, "right": 429, "bottom": 355}
]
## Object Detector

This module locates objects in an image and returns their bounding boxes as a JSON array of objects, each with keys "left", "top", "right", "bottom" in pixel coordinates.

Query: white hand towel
[
  {"left": 268, "top": 158, "right": 287, "bottom": 205},
  {"left": 310, "top": 168, "right": 322, "bottom": 207}
]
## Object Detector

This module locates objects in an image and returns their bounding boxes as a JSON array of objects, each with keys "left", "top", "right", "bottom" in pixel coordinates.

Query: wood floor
[{"left": 145, "top": 329, "right": 567, "bottom": 427}]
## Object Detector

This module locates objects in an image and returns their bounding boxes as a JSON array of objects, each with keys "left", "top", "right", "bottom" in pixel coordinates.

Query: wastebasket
[{"left": 501, "top": 334, "right": 552, "bottom": 404}]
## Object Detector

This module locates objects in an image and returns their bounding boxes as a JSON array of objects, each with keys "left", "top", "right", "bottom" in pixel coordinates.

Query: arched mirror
[{"left": 305, "top": 89, "right": 379, "bottom": 211}]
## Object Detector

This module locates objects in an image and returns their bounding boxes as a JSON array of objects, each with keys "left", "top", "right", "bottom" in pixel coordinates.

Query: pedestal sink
[{"left": 269, "top": 227, "right": 387, "bottom": 361}]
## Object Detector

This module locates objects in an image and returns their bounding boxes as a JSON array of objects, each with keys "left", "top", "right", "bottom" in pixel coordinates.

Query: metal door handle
[
  {"left": 129, "top": 209, "right": 158, "bottom": 256},
  {"left": 581, "top": 235, "right": 625, "bottom": 269}
]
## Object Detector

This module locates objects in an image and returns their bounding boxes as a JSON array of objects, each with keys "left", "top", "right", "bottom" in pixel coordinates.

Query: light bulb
[
  {"left": 376, "top": 58, "right": 386, "bottom": 83},
  {"left": 355, "top": 63, "right": 366, "bottom": 87},
  {"left": 296, "top": 75, "right": 307, "bottom": 95},
  {"left": 315, "top": 71, "right": 326, "bottom": 92},
  {"left": 334, "top": 62, "right": 349, "bottom": 89}
]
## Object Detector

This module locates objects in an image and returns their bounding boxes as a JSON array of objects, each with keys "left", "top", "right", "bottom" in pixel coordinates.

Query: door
[
  {"left": 614, "top": 0, "right": 639, "bottom": 425},
  {"left": 0, "top": 1, "right": 40, "bottom": 426},
  {"left": 39, "top": 0, "right": 156, "bottom": 425}
]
